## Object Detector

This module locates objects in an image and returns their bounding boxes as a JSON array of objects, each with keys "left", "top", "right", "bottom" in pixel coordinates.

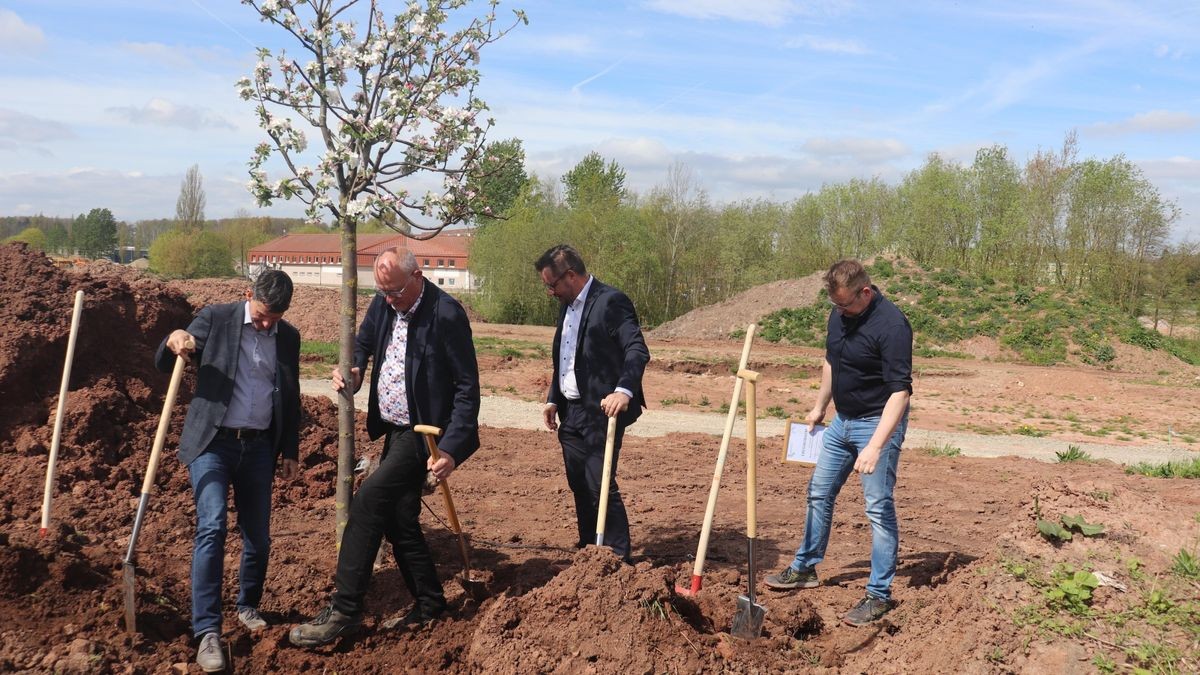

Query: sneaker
[
  {"left": 843, "top": 594, "right": 895, "bottom": 626},
  {"left": 288, "top": 606, "right": 362, "bottom": 647},
  {"left": 764, "top": 565, "right": 820, "bottom": 590},
  {"left": 195, "top": 632, "right": 226, "bottom": 673},
  {"left": 237, "top": 606, "right": 268, "bottom": 631}
]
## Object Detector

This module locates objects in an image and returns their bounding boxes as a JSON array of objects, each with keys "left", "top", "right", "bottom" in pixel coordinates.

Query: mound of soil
[
  {"left": 650, "top": 274, "right": 827, "bottom": 340},
  {"left": 2, "top": 245, "right": 1197, "bottom": 673}
]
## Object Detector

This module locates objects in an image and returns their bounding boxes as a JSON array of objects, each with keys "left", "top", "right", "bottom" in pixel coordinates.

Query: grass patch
[
  {"left": 474, "top": 335, "right": 548, "bottom": 359},
  {"left": 920, "top": 443, "right": 962, "bottom": 457},
  {"left": 1125, "top": 457, "right": 1200, "bottom": 479}
]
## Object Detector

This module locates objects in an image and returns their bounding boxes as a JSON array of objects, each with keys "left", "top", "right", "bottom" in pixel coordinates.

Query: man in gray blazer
[{"left": 155, "top": 270, "right": 301, "bottom": 673}]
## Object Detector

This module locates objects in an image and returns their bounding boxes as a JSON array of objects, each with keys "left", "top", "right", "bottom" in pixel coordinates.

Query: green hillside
[{"left": 758, "top": 258, "right": 1200, "bottom": 367}]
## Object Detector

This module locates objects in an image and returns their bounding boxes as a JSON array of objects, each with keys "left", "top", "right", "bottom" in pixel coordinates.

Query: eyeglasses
[
  {"left": 376, "top": 275, "right": 417, "bottom": 300},
  {"left": 543, "top": 270, "right": 569, "bottom": 290},
  {"left": 828, "top": 287, "right": 866, "bottom": 309}
]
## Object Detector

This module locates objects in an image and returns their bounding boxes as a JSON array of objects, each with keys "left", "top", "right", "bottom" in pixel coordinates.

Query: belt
[{"left": 215, "top": 426, "right": 267, "bottom": 441}]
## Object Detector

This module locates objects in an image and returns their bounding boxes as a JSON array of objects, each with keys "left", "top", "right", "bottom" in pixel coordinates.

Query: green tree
[
  {"left": 469, "top": 137, "right": 529, "bottom": 221},
  {"left": 5, "top": 227, "right": 47, "bottom": 250},
  {"left": 215, "top": 209, "right": 272, "bottom": 275},
  {"left": 969, "top": 145, "right": 1023, "bottom": 279},
  {"left": 175, "top": 164, "right": 207, "bottom": 231},
  {"left": 71, "top": 208, "right": 117, "bottom": 258},
  {"left": 149, "top": 229, "right": 235, "bottom": 278},
  {"left": 240, "top": 0, "right": 524, "bottom": 546},
  {"left": 43, "top": 222, "right": 69, "bottom": 254},
  {"left": 897, "top": 154, "right": 971, "bottom": 268},
  {"left": 562, "top": 151, "right": 626, "bottom": 209}
]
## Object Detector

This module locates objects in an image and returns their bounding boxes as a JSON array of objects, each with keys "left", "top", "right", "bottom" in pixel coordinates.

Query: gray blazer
[{"left": 155, "top": 301, "right": 301, "bottom": 467}]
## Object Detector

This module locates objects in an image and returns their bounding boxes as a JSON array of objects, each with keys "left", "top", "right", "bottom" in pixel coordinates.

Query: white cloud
[
  {"left": 106, "top": 98, "right": 235, "bottom": 131},
  {"left": 643, "top": 0, "right": 845, "bottom": 26},
  {"left": 1153, "top": 43, "right": 1184, "bottom": 59},
  {"left": 785, "top": 34, "right": 870, "bottom": 55},
  {"left": 0, "top": 10, "right": 44, "bottom": 53},
  {"left": 1138, "top": 156, "right": 1200, "bottom": 181},
  {"left": 0, "top": 167, "right": 303, "bottom": 221},
  {"left": 0, "top": 108, "right": 75, "bottom": 144},
  {"left": 1087, "top": 110, "right": 1199, "bottom": 136},
  {"left": 118, "top": 42, "right": 230, "bottom": 69},
  {"left": 801, "top": 137, "right": 909, "bottom": 162}
]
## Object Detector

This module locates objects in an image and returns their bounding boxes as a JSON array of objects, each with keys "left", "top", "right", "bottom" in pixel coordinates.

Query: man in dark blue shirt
[{"left": 765, "top": 259, "right": 913, "bottom": 627}]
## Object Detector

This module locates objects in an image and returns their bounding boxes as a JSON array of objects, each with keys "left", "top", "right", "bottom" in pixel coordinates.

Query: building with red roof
[{"left": 248, "top": 230, "right": 474, "bottom": 291}]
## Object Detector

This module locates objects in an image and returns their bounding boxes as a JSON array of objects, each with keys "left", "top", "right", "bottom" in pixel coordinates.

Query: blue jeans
[
  {"left": 187, "top": 436, "right": 275, "bottom": 637},
  {"left": 788, "top": 412, "right": 907, "bottom": 601}
]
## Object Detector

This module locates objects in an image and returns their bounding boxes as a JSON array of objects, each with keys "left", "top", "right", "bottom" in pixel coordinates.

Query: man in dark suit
[
  {"left": 155, "top": 270, "right": 300, "bottom": 673},
  {"left": 535, "top": 244, "right": 649, "bottom": 563},
  {"left": 290, "top": 246, "right": 480, "bottom": 648}
]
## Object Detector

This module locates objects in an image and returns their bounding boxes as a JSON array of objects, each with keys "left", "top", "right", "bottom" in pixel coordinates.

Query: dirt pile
[
  {"left": 469, "top": 546, "right": 826, "bottom": 673},
  {"left": 651, "top": 273, "right": 827, "bottom": 340},
  {"left": 0, "top": 245, "right": 359, "bottom": 672}
]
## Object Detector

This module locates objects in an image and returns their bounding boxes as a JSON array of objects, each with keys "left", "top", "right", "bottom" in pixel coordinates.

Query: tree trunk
[{"left": 336, "top": 220, "right": 358, "bottom": 548}]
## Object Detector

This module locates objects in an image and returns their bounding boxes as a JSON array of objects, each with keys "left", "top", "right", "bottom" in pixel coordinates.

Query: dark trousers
[
  {"left": 559, "top": 400, "right": 631, "bottom": 560},
  {"left": 332, "top": 428, "right": 446, "bottom": 617}
]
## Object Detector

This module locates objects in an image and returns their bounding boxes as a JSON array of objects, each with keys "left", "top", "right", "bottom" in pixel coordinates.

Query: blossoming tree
[{"left": 239, "top": 0, "right": 524, "bottom": 544}]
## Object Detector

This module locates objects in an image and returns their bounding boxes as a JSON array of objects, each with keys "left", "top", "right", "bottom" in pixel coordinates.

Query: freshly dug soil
[{"left": 1, "top": 244, "right": 1197, "bottom": 674}]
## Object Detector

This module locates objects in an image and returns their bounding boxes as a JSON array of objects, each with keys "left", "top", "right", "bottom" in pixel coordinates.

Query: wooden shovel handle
[
  {"left": 691, "top": 324, "right": 756, "bottom": 579},
  {"left": 141, "top": 337, "right": 193, "bottom": 495},
  {"left": 595, "top": 416, "right": 618, "bottom": 543}
]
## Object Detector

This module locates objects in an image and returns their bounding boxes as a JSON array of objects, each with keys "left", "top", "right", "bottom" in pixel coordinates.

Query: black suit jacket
[
  {"left": 548, "top": 278, "right": 650, "bottom": 430},
  {"left": 353, "top": 280, "right": 481, "bottom": 466},
  {"left": 155, "top": 301, "right": 302, "bottom": 467}
]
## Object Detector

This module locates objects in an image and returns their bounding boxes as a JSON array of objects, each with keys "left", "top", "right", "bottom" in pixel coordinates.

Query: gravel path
[{"left": 300, "top": 379, "right": 1194, "bottom": 465}]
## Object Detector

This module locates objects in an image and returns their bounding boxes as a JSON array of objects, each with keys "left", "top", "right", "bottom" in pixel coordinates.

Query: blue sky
[{"left": 1, "top": 1, "right": 1198, "bottom": 240}]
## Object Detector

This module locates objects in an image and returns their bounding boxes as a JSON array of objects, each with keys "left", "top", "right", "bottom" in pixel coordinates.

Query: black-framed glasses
[
  {"left": 543, "top": 270, "right": 568, "bottom": 290},
  {"left": 828, "top": 287, "right": 866, "bottom": 309}
]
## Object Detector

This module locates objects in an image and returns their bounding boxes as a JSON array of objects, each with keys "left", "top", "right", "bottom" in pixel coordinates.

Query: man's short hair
[
  {"left": 253, "top": 270, "right": 293, "bottom": 313},
  {"left": 823, "top": 259, "right": 871, "bottom": 293},
  {"left": 376, "top": 246, "right": 418, "bottom": 275},
  {"left": 534, "top": 244, "right": 587, "bottom": 277}
]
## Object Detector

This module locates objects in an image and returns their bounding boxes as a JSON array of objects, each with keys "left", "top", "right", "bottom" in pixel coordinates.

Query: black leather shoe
[
  {"left": 289, "top": 606, "right": 362, "bottom": 647},
  {"left": 402, "top": 604, "right": 444, "bottom": 627}
]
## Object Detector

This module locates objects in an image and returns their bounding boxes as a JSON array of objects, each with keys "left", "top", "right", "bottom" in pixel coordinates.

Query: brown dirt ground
[{"left": 1, "top": 243, "right": 1198, "bottom": 674}]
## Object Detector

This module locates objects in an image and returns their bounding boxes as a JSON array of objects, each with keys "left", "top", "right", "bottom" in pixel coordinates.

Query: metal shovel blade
[
  {"left": 122, "top": 562, "right": 137, "bottom": 633},
  {"left": 731, "top": 594, "right": 766, "bottom": 639}
]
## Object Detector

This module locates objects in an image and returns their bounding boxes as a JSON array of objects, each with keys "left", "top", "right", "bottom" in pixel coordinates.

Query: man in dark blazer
[
  {"left": 290, "top": 246, "right": 480, "bottom": 648},
  {"left": 535, "top": 244, "right": 649, "bottom": 563},
  {"left": 155, "top": 269, "right": 300, "bottom": 673}
]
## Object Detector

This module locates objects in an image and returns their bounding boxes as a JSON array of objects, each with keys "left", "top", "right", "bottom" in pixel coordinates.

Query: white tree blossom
[{"left": 240, "top": 0, "right": 525, "bottom": 236}]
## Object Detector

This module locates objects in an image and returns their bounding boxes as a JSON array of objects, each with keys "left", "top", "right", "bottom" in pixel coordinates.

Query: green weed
[
  {"left": 1045, "top": 568, "right": 1099, "bottom": 615},
  {"left": 1170, "top": 549, "right": 1200, "bottom": 579},
  {"left": 765, "top": 405, "right": 788, "bottom": 419},
  {"left": 920, "top": 443, "right": 962, "bottom": 457},
  {"left": 1015, "top": 424, "right": 1047, "bottom": 437},
  {"left": 1056, "top": 445, "right": 1093, "bottom": 463}
]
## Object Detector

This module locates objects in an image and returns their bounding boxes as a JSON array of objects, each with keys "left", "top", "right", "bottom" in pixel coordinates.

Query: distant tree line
[
  {"left": 472, "top": 133, "right": 1199, "bottom": 329},
  {"left": 0, "top": 164, "right": 309, "bottom": 278}
]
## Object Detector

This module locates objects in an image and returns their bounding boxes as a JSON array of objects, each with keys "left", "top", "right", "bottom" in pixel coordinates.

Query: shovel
[
  {"left": 41, "top": 290, "right": 84, "bottom": 537},
  {"left": 594, "top": 416, "right": 619, "bottom": 547},
  {"left": 123, "top": 336, "right": 192, "bottom": 633},
  {"left": 413, "top": 424, "right": 487, "bottom": 600},
  {"left": 678, "top": 324, "right": 756, "bottom": 596},
  {"left": 731, "top": 368, "right": 766, "bottom": 639}
]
